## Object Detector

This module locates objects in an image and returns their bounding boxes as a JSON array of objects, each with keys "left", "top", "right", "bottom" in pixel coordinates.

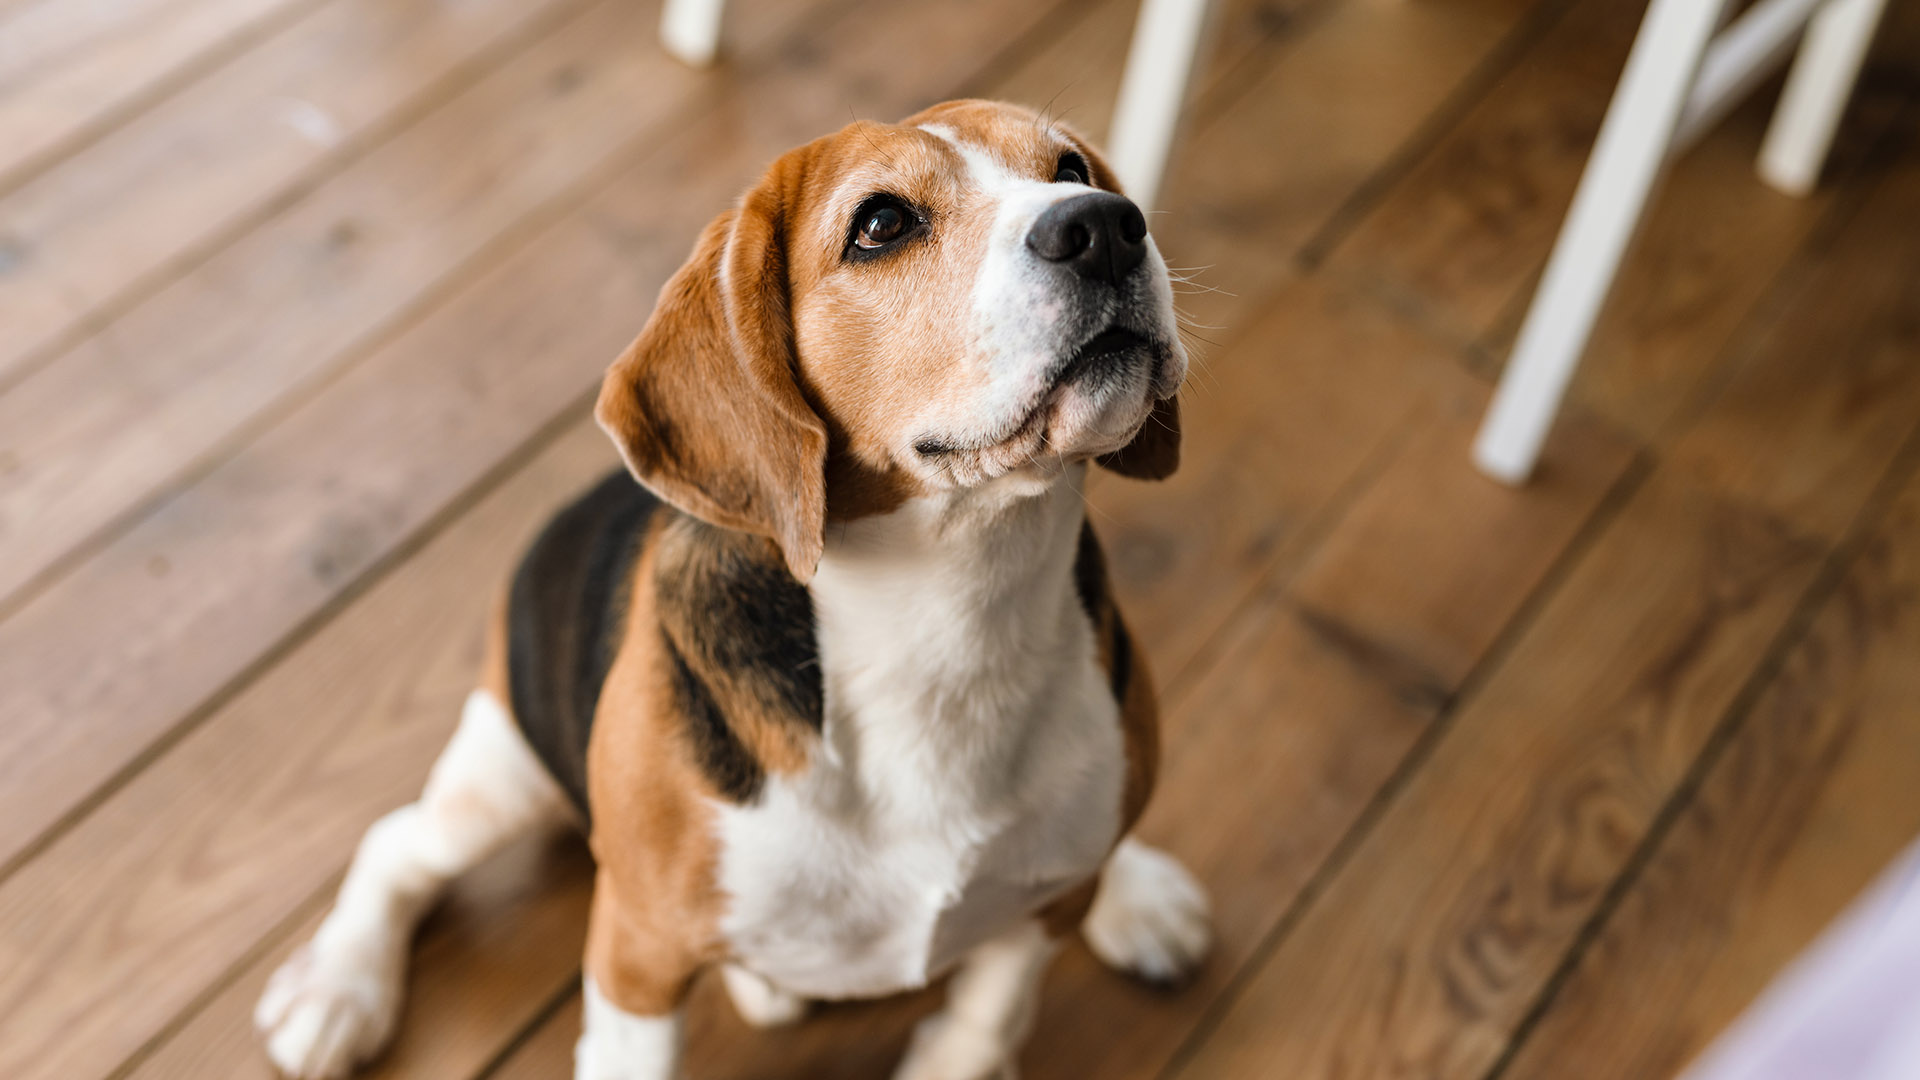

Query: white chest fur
[{"left": 710, "top": 467, "right": 1125, "bottom": 1000}]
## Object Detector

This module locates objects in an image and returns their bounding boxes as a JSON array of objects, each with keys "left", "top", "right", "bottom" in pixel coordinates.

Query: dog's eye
[
  {"left": 1054, "top": 152, "right": 1091, "bottom": 186},
  {"left": 853, "top": 197, "right": 913, "bottom": 251}
]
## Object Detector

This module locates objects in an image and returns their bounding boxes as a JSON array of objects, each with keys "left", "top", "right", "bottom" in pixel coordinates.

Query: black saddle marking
[
  {"left": 660, "top": 629, "right": 765, "bottom": 803},
  {"left": 506, "top": 470, "right": 661, "bottom": 822},
  {"left": 653, "top": 516, "right": 823, "bottom": 802}
]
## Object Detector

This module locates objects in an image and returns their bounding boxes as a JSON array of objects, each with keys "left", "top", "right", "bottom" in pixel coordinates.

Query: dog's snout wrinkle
[{"left": 1025, "top": 192, "right": 1148, "bottom": 286}]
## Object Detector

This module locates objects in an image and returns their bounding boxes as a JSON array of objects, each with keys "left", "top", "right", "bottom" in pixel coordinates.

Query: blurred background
[{"left": 1, "top": 0, "right": 1917, "bottom": 1077}]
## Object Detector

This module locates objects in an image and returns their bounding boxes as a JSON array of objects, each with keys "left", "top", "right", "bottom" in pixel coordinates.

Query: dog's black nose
[{"left": 1025, "top": 192, "right": 1148, "bottom": 286}]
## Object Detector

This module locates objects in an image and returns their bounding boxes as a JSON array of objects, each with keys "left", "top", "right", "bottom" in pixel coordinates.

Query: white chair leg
[
  {"left": 661, "top": 0, "right": 725, "bottom": 67},
  {"left": 1757, "top": 0, "right": 1889, "bottom": 196},
  {"left": 1472, "top": 0, "right": 1731, "bottom": 485},
  {"left": 1106, "top": 0, "right": 1214, "bottom": 212}
]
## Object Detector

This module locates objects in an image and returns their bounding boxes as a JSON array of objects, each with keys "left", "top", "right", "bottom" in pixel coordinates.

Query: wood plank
[
  {"left": 1289, "top": 397, "right": 1635, "bottom": 691},
  {"left": 1326, "top": 0, "right": 1660, "bottom": 343},
  {"left": 1166, "top": 129, "right": 1920, "bottom": 1080},
  {"left": 1498, "top": 465, "right": 1920, "bottom": 1080},
  {"left": 1091, "top": 275, "right": 1467, "bottom": 686},
  {"left": 0, "top": 0, "right": 596, "bottom": 390},
  {"left": 0, "top": 0, "right": 831, "bottom": 614},
  {"left": 1324, "top": 0, "right": 1915, "bottom": 443},
  {"left": 129, "top": 833, "right": 594, "bottom": 1080},
  {"left": 0, "top": 0, "right": 325, "bottom": 193},
  {"left": 0, "top": 420, "right": 621, "bottom": 1080},
  {"left": 1155, "top": 0, "right": 1538, "bottom": 337},
  {"left": 986, "top": 0, "right": 1327, "bottom": 150}
]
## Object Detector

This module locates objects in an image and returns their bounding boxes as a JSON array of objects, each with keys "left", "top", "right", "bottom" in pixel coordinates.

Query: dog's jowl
[{"left": 256, "top": 99, "right": 1212, "bottom": 1080}]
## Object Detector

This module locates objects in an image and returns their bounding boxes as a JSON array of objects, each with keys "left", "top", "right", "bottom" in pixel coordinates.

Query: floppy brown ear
[
  {"left": 1060, "top": 125, "right": 1184, "bottom": 482},
  {"left": 1097, "top": 396, "right": 1182, "bottom": 479},
  {"left": 595, "top": 164, "right": 829, "bottom": 581}
]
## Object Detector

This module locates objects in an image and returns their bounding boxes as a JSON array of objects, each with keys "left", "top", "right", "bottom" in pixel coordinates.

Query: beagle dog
[{"left": 255, "top": 99, "right": 1210, "bottom": 1080}]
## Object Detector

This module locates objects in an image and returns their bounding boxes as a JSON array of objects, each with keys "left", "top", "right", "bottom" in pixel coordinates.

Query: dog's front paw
[
  {"left": 1082, "top": 839, "right": 1212, "bottom": 986},
  {"left": 720, "top": 964, "right": 810, "bottom": 1028},
  {"left": 254, "top": 942, "right": 403, "bottom": 1079},
  {"left": 891, "top": 1013, "right": 1019, "bottom": 1080}
]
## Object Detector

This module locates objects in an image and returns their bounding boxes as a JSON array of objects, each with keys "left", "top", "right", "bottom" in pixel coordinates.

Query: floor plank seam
[
  {"left": 104, "top": 868, "right": 345, "bottom": 1080},
  {"left": 0, "top": 388, "right": 599, "bottom": 889},
  {"left": 950, "top": 0, "right": 1113, "bottom": 104},
  {"left": 1467, "top": 79, "right": 1919, "bottom": 414},
  {"left": 1177, "top": 0, "right": 1348, "bottom": 142},
  {"left": 0, "top": 0, "right": 853, "bottom": 627},
  {"left": 0, "top": 0, "right": 341, "bottom": 202},
  {"left": 1153, "top": 384, "right": 1425, "bottom": 706},
  {"left": 1641, "top": 105, "right": 1920, "bottom": 460},
  {"left": 472, "top": 978, "right": 585, "bottom": 1080},
  {"left": 1296, "top": 0, "right": 1582, "bottom": 272},
  {"left": 0, "top": 0, "right": 609, "bottom": 401},
  {"left": 1149, "top": 444, "right": 1655, "bottom": 1080},
  {"left": 1478, "top": 418, "right": 1920, "bottom": 1080}
]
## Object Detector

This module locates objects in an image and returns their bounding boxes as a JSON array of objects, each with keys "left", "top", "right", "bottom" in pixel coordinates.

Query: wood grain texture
[
  {"left": 0, "top": 0, "right": 325, "bottom": 193},
  {"left": 988, "top": 0, "right": 1328, "bottom": 150},
  {"left": 1172, "top": 469, "right": 1830, "bottom": 1080},
  {"left": 1167, "top": 128, "right": 1920, "bottom": 1080},
  {"left": 1327, "top": 0, "right": 1915, "bottom": 443},
  {"left": 0, "top": 0, "right": 595, "bottom": 389},
  {"left": 1498, "top": 465, "right": 1920, "bottom": 1080},
  {"left": 1091, "top": 275, "right": 1466, "bottom": 685},
  {"left": 1157, "top": 0, "right": 1537, "bottom": 336},
  {"left": 129, "top": 833, "right": 593, "bottom": 1080},
  {"left": 0, "top": 0, "right": 822, "bottom": 612},
  {"left": 0, "top": 421, "right": 619, "bottom": 1080}
]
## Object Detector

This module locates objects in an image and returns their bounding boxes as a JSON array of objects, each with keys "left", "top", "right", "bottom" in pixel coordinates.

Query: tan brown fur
[{"left": 581, "top": 532, "right": 729, "bottom": 1015}]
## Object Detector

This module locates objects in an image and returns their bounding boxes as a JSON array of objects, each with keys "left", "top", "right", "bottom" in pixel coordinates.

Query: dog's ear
[
  {"left": 595, "top": 156, "right": 829, "bottom": 581},
  {"left": 1097, "top": 395, "right": 1182, "bottom": 480},
  {"left": 1066, "top": 128, "right": 1184, "bottom": 482}
]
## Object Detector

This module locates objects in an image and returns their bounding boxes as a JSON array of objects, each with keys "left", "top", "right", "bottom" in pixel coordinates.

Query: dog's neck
[{"left": 806, "top": 464, "right": 1091, "bottom": 797}]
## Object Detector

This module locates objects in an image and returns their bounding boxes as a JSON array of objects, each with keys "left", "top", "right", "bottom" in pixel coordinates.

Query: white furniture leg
[
  {"left": 1107, "top": 0, "right": 1214, "bottom": 211},
  {"left": 1472, "top": 0, "right": 1731, "bottom": 485},
  {"left": 1758, "top": 0, "right": 1889, "bottom": 195},
  {"left": 661, "top": 0, "right": 726, "bottom": 67},
  {"left": 1674, "top": 0, "right": 1826, "bottom": 150}
]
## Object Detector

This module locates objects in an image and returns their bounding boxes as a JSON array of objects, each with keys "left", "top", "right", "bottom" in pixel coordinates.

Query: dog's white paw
[
  {"left": 574, "top": 976, "right": 681, "bottom": 1080},
  {"left": 1082, "top": 839, "right": 1212, "bottom": 986},
  {"left": 720, "top": 964, "right": 809, "bottom": 1028},
  {"left": 891, "top": 1013, "right": 1019, "bottom": 1080},
  {"left": 254, "top": 942, "right": 403, "bottom": 1080}
]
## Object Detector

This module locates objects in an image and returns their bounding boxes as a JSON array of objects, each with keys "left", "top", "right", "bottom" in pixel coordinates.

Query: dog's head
[{"left": 596, "top": 99, "right": 1187, "bottom": 581}]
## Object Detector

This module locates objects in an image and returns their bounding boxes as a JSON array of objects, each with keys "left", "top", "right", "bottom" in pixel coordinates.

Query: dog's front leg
[
  {"left": 575, "top": 876, "right": 698, "bottom": 1080},
  {"left": 893, "top": 920, "right": 1057, "bottom": 1080}
]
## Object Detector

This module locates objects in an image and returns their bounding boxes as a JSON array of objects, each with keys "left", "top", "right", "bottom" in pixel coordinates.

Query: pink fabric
[{"left": 1682, "top": 836, "right": 1920, "bottom": 1080}]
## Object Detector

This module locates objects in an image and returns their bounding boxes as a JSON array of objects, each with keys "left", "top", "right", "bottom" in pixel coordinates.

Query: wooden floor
[{"left": 3, "top": 0, "right": 1919, "bottom": 1076}]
